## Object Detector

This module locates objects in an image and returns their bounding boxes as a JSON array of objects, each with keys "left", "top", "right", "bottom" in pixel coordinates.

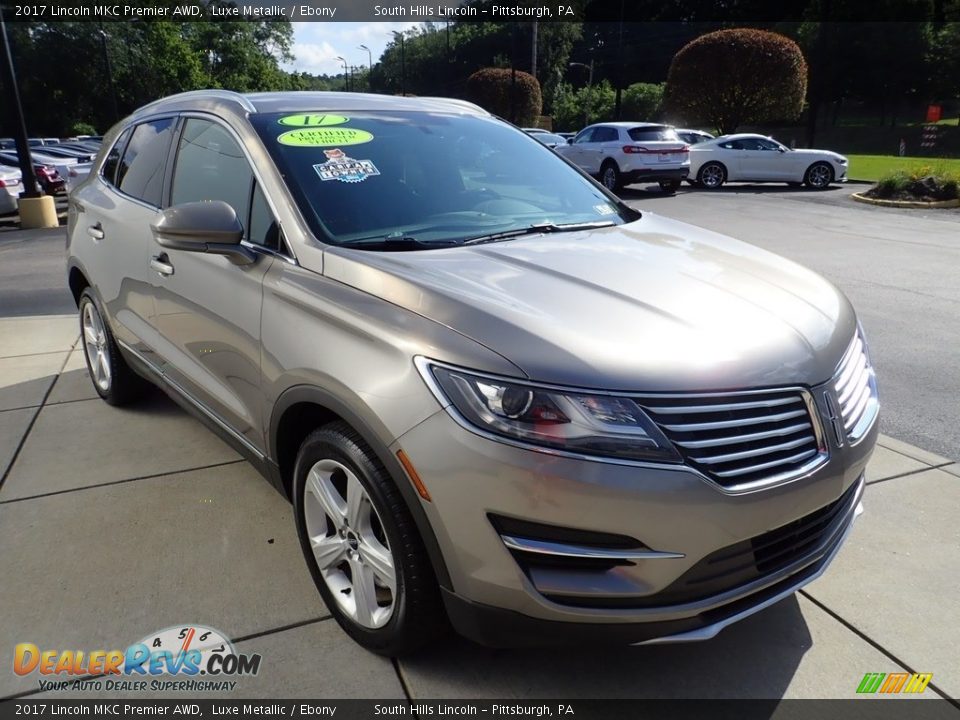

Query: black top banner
[{"left": 0, "top": 0, "right": 948, "bottom": 23}]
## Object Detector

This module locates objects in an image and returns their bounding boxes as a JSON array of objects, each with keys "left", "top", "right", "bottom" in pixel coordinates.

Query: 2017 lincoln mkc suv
[{"left": 66, "top": 91, "right": 879, "bottom": 656}]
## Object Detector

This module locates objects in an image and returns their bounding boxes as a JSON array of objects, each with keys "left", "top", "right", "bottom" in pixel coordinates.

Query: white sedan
[{"left": 689, "top": 134, "right": 848, "bottom": 189}]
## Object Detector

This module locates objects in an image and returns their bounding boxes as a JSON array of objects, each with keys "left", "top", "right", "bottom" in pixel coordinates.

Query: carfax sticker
[
  {"left": 594, "top": 203, "right": 617, "bottom": 216},
  {"left": 313, "top": 149, "right": 380, "bottom": 183},
  {"left": 277, "top": 127, "right": 373, "bottom": 147},
  {"left": 277, "top": 114, "right": 349, "bottom": 127}
]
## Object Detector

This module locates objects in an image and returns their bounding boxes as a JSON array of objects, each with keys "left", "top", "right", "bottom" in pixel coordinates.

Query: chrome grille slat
[
  {"left": 660, "top": 408, "right": 808, "bottom": 433},
  {"left": 643, "top": 396, "right": 800, "bottom": 414},
  {"left": 690, "top": 435, "right": 815, "bottom": 465},
  {"left": 712, "top": 448, "right": 819, "bottom": 478},
  {"left": 672, "top": 422, "right": 812, "bottom": 449},
  {"left": 636, "top": 389, "right": 825, "bottom": 490},
  {"left": 832, "top": 331, "right": 879, "bottom": 442}
]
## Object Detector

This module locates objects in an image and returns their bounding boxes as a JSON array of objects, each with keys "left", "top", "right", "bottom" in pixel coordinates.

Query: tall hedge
[
  {"left": 467, "top": 68, "right": 543, "bottom": 126},
  {"left": 664, "top": 29, "right": 808, "bottom": 135}
]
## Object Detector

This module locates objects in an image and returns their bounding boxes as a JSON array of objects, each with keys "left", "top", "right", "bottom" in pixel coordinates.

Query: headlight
[{"left": 416, "top": 359, "right": 680, "bottom": 463}]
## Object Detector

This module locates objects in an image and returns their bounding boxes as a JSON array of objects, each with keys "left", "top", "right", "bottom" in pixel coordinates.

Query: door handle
[
  {"left": 150, "top": 254, "right": 175, "bottom": 277},
  {"left": 87, "top": 223, "right": 104, "bottom": 240}
]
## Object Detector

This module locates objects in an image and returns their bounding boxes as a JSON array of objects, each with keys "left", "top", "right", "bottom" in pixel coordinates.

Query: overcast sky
[{"left": 285, "top": 22, "right": 424, "bottom": 77}]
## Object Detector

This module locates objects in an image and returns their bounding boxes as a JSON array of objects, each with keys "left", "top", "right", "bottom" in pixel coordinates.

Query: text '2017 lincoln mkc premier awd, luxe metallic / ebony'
[{"left": 67, "top": 91, "right": 878, "bottom": 656}]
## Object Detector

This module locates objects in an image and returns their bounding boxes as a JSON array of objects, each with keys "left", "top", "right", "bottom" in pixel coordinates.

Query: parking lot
[{"left": 1, "top": 189, "right": 958, "bottom": 702}]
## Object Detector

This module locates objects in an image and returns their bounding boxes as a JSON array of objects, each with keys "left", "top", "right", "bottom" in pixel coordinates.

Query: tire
[
  {"left": 599, "top": 161, "right": 622, "bottom": 192},
  {"left": 293, "top": 422, "right": 445, "bottom": 656},
  {"left": 659, "top": 180, "right": 681, "bottom": 194},
  {"left": 78, "top": 288, "right": 148, "bottom": 406},
  {"left": 804, "top": 162, "right": 834, "bottom": 189},
  {"left": 697, "top": 162, "right": 726, "bottom": 189}
]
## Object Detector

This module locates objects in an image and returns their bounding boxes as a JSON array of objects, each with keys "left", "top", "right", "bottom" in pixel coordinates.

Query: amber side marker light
[{"left": 397, "top": 449, "right": 431, "bottom": 502}]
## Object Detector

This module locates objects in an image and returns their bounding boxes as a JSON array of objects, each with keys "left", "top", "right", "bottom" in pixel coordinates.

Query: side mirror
[
  {"left": 151, "top": 201, "right": 254, "bottom": 265},
  {"left": 777, "top": 147, "right": 786, "bottom": 153}
]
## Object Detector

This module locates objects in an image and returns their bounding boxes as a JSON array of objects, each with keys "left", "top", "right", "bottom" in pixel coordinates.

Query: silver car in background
[{"left": 66, "top": 91, "right": 878, "bottom": 656}]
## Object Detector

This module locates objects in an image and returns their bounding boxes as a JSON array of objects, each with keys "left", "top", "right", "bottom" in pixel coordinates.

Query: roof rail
[{"left": 136, "top": 89, "right": 256, "bottom": 115}]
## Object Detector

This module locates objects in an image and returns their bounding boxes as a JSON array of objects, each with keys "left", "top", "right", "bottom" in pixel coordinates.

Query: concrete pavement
[{"left": 0, "top": 314, "right": 956, "bottom": 701}]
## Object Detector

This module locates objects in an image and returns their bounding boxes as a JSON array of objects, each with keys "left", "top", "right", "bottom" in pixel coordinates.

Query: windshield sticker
[
  {"left": 277, "top": 128, "right": 374, "bottom": 147},
  {"left": 313, "top": 149, "right": 380, "bottom": 183},
  {"left": 278, "top": 114, "right": 349, "bottom": 127},
  {"left": 594, "top": 203, "right": 617, "bottom": 216}
]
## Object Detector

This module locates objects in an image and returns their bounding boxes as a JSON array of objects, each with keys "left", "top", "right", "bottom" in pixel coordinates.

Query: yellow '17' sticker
[
  {"left": 277, "top": 114, "right": 349, "bottom": 127},
  {"left": 277, "top": 128, "right": 374, "bottom": 147}
]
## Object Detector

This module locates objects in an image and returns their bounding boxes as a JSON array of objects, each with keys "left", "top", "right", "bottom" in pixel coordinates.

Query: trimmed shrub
[
  {"left": 665, "top": 29, "right": 807, "bottom": 135},
  {"left": 467, "top": 68, "right": 543, "bottom": 126}
]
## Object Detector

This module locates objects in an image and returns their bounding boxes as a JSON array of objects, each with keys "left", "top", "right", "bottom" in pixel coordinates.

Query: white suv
[{"left": 556, "top": 122, "right": 690, "bottom": 193}]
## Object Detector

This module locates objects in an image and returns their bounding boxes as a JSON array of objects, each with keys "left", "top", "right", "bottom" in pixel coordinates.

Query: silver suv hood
[{"left": 324, "top": 213, "right": 856, "bottom": 392}]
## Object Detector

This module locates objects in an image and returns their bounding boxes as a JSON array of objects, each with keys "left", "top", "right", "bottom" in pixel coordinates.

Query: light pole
[
  {"left": 358, "top": 44, "right": 372, "bottom": 91},
  {"left": 98, "top": 26, "right": 120, "bottom": 124},
  {"left": 391, "top": 31, "right": 405, "bottom": 96},
  {"left": 335, "top": 56, "right": 348, "bottom": 91},
  {"left": 569, "top": 60, "right": 594, "bottom": 127}
]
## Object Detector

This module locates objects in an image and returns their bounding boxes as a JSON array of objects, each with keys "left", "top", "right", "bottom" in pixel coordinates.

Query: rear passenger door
[
  {"left": 75, "top": 118, "right": 176, "bottom": 363},
  {"left": 148, "top": 116, "right": 284, "bottom": 452}
]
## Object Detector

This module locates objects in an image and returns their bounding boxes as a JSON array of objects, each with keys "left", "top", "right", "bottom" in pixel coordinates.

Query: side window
[
  {"left": 247, "top": 183, "right": 280, "bottom": 251},
  {"left": 171, "top": 119, "right": 253, "bottom": 226},
  {"left": 738, "top": 138, "right": 763, "bottom": 151},
  {"left": 116, "top": 119, "right": 175, "bottom": 205},
  {"left": 593, "top": 127, "right": 618, "bottom": 143},
  {"left": 573, "top": 128, "right": 595, "bottom": 144},
  {"left": 101, "top": 127, "right": 132, "bottom": 187}
]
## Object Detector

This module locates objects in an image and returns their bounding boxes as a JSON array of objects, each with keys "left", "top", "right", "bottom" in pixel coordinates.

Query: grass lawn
[{"left": 847, "top": 155, "right": 960, "bottom": 182}]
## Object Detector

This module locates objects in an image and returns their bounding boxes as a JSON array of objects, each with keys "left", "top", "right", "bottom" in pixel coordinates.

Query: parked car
[
  {"left": 0, "top": 138, "right": 15, "bottom": 150},
  {"left": 526, "top": 131, "right": 567, "bottom": 148},
  {"left": 43, "top": 138, "right": 61, "bottom": 145},
  {"left": 64, "top": 162, "right": 92, "bottom": 193},
  {"left": 675, "top": 128, "right": 714, "bottom": 145},
  {"left": 0, "top": 153, "right": 66, "bottom": 194},
  {"left": 555, "top": 122, "right": 690, "bottom": 192},
  {"left": 689, "top": 134, "right": 848, "bottom": 189},
  {"left": 521, "top": 127, "right": 549, "bottom": 134},
  {"left": 0, "top": 167, "right": 22, "bottom": 214},
  {"left": 67, "top": 91, "right": 878, "bottom": 656}
]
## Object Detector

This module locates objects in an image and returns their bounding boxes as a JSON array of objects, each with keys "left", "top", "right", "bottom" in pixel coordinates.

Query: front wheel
[
  {"left": 293, "top": 422, "right": 445, "bottom": 656},
  {"left": 804, "top": 162, "right": 834, "bottom": 189},
  {"left": 659, "top": 180, "right": 681, "bottom": 194},
  {"left": 599, "top": 162, "right": 622, "bottom": 192},
  {"left": 697, "top": 162, "right": 726, "bottom": 189}
]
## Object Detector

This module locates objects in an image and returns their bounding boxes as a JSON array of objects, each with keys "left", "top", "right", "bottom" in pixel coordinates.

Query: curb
[{"left": 851, "top": 192, "right": 960, "bottom": 209}]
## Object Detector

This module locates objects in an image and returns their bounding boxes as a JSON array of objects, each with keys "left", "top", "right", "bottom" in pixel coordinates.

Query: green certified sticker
[
  {"left": 277, "top": 128, "right": 374, "bottom": 147},
  {"left": 277, "top": 114, "right": 349, "bottom": 127}
]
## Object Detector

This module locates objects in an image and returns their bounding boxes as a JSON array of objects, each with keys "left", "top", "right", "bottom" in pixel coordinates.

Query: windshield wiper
[
  {"left": 462, "top": 221, "right": 616, "bottom": 246},
  {"left": 341, "top": 236, "right": 460, "bottom": 252}
]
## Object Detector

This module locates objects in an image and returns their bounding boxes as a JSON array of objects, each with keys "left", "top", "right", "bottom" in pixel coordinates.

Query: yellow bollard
[{"left": 17, "top": 195, "right": 59, "bottom": 229}]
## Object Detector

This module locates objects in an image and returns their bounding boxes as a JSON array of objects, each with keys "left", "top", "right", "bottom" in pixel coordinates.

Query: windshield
[{"left": 251, "top": 111, "right": 633, "bottom": 248}]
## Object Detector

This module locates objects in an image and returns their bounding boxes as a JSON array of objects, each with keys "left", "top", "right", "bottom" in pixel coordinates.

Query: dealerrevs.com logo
[
  {"left": 14, "top": 625, "right": 262, "bottom": 693},
  {"left": 856, "top": 672, "right": 933, "bottom": 695}
]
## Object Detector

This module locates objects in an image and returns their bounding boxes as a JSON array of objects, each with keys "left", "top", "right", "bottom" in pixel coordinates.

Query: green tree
[
  {"left": 665, "top": 28, "right": 808, "bottom": 133},
  {"left": 552, "top": 80, "right": 616, "bottom": 130},
  {"left": 621, "top": 82, "right": 665, "bottom": 119}
]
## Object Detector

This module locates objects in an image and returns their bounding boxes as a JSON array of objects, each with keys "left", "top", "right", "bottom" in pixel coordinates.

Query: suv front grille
[
  {"left": 636, "top": 390, "right": 825, "bottom": 489},
  {"left": 832, "top": 333, "right": 879, "bottom": 442}
]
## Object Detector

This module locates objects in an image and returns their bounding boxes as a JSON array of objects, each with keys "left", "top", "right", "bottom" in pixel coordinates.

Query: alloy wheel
[
  {"left": 82, "top": 301, "right": 112, "bottom": 392},
  {"left": 303, "top": 458, "right": 397, "bottom": 629},
  {"left": 808, "top": 164, "right": 832, "bottom": 188},
  {"left": 602, "top": 167, "right": 618, "bottom": 190},
  {"left": 700, "top": 164, "right": 724, "bottom": 188}
]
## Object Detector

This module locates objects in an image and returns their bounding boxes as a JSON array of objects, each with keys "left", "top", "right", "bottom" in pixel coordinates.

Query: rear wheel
[
  {"left": 293, "top": 422, "right": 445, "bottom": 656},
  {"left": 78, "top": 288, "right": 147, "bottom": 406},
  {"left": 697, "top": 162, "right": 726, "bottom": 189},
  {"left": 804, "top": 162, "right": 834, "bottom": 189},
  {"left": 599, "top": 161, "right": 622, "bottom": 192},
  {"left": 659, "top": 180, "right": 681, "bottom": 194}
]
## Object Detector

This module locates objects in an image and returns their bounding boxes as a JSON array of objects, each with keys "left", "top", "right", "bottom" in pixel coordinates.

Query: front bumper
[{"left": 394, "top": 387, "right": 875, "bottom": 645}]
